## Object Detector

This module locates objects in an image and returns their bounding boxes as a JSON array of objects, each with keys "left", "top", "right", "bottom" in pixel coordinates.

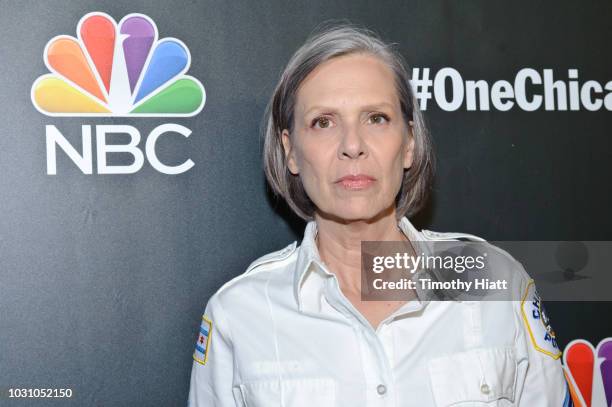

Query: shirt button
[
  {"left": 480, "top": 383, "right": 490, "bottom": 394},
  {"left": 376, "top": 384, "right": 387, "bottom": 395}
]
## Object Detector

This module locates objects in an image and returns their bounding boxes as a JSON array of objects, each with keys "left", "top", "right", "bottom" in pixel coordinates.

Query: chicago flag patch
[{"left": 193, "top": 315, "right": 212, "bottom": 365}]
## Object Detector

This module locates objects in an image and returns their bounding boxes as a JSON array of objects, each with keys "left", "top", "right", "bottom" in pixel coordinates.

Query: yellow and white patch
[
  {"left": 193, "top": 315, "right": 212, "bottom": 365},
  {"left": 521, "top": 280, "right": 562, "bottom": 359}
]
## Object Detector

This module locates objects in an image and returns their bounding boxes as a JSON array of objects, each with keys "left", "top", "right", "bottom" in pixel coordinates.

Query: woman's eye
[
  {"left": 369, "top": 114, "right": 389, "bottom": 125},
  {"left": 312, "top": 116, "right": 332, "bottom": 129}
]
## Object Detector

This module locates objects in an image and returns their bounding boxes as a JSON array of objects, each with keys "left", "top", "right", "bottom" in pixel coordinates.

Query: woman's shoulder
[
  {"left": 243, "top": 241, "right": 299, "bottom": 276},
  {"left": 418, "top": 227, "right": 532, "bottom": 292},
  {"left": 420, "top": 228, "right": 487, "bottom": 242},
  {"left": 418, "top": 228, "right": 563, "bottom": 360}
]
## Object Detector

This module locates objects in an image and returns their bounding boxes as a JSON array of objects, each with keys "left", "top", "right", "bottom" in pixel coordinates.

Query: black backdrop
[{"left": 0, "top": 1, "right": 610, "bottom": 405}]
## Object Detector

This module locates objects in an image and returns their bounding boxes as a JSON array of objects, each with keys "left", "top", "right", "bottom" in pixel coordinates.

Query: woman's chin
[{"left": 323, "top": 201, "right": 390, "bottom": 222}]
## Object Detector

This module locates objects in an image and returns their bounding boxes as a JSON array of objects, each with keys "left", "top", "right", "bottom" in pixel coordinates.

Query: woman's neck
[{"left": 314, "top": 207, "right": 408, "bottom": 296}]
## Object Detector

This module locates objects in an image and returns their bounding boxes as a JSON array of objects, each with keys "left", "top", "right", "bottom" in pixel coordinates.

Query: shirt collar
[{"left": 292, "top": 216, "right": 431, "bottom": 312}]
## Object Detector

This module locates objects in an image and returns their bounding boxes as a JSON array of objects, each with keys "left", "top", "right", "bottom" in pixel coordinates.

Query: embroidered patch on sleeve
[
  {"left": 521, "top": 280, "right": 562, "bottom": 359},
  {"left": 193, "top": 315, "right": 212, "bottom": 365}
]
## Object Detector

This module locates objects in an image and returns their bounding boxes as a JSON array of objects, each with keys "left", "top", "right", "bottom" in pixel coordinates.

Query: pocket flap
[
  {"left": 236, "top": 377, "right": 336, "bottom": 407},
  {"left": 428, "top": 347, "right": 518, "bottom": 406}
]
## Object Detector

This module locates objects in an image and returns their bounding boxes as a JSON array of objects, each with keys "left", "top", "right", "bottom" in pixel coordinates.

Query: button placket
[
  {"left": 326, "top": 272, "right": 396, "bottom": 405},
  {"left": 365, "top": 325, "right": 396, "bottom": 402},
  {"left": 353, "top": 324, "right": 390, "bottom": 400},
  {"left": 377, "top": 322, "right": 397, "bottom": 376}
]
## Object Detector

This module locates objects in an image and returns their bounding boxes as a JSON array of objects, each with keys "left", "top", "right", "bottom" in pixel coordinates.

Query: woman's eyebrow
[
  {"left": 361, "top": 102, "right": 395, "bottom": 111},
  {"left": 303, "top": 102, "right": 395, "bottom": 116},
  {"left": 303, "top": 105, "right": 337, "bottom": 116}
]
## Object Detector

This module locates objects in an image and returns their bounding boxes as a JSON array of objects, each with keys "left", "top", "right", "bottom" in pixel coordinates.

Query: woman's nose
[{"left": 338, "top": 124, "right": 368, "bottom": 160}]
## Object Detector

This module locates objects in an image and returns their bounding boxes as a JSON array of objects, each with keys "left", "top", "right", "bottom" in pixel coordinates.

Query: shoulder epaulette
[
  {"left": 421, "top": 229, "right": 487, "bottom": 242},
  {"left": 244, "top": 241, "right": 298, "bottom": 274},
  {"left": 215, "top": 241, "right": 299, "bottom": 297}
]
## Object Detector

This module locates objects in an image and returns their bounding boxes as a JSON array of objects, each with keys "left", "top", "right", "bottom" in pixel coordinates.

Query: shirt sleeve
[
  {"left": 515, "top": 336, "right": 570, "bottom": 405},
  {"left": 513, "top": 277, "right": 572, "bottom": 406},
  {"left": 188, "top": 293, "right": 238, "bottom": 407}
]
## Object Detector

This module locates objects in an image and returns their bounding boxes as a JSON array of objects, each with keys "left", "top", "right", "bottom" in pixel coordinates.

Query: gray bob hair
[{"left": 262, "top": 22, "right": 435, "bottom": 221}]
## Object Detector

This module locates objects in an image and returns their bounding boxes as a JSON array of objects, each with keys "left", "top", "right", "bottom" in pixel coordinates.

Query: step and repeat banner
[{"left": 0, "top": 1, "right": 610, "bottom": 405}]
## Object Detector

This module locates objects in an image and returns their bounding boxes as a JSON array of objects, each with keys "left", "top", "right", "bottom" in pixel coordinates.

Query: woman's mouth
[{"left": 335, "top": 174, "right": 376, "bottom": 190}]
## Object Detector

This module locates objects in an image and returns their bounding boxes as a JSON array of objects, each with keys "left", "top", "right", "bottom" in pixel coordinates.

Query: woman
[{"left": 188, "top": 24, "right": 571, "bottom": 406}]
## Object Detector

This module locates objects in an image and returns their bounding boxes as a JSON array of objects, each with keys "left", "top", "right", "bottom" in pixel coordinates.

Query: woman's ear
[
  {"left": 403, "top": 121, "right": 415, "bottom": 169},
  {"left": 281, "top": 130, "right": 300, "bottom": 175}
]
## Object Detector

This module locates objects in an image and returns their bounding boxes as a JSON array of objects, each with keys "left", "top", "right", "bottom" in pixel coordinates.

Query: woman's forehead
[{"left": 295, "top": 53, "right": 400, "bottom": 114}]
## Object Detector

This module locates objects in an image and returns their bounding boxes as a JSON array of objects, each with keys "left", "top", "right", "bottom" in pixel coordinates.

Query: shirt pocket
[
  {"left": 427, "top": 347, "right": 518, "bottom": 406},
  {"left": 233, "top": 377, "right": 336, "bottom": 407}
]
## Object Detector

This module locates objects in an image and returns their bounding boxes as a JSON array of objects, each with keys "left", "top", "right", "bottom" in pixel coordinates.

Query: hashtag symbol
[{"left": 410, "top": 68, "right": 433, "bottom": 111}]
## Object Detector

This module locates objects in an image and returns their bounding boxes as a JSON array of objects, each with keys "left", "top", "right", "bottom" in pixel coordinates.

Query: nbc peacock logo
[
  {"left": 31, "top": 12, "right": 205, "bottom": 117},
  {"left": 563, "top": 338, "right": 612, "bottom": 407}
]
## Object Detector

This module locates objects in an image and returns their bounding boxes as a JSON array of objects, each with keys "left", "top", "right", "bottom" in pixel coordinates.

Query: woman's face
[{"left": 282, "top": 53, "right": 414, "bottom": 221}]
